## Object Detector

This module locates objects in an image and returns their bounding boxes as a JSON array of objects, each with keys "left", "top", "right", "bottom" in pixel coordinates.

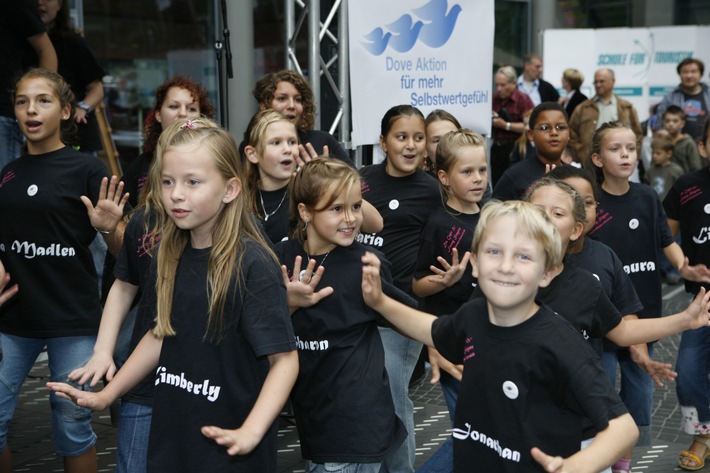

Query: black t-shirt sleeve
[
  {"left": 593, "top": 289, "right": 622, "bottom": 338},
  {"left": 568, "top": 358, "right": 629, "bottom": 433},
  {"left": 240, "top": 244, "right": 295, "bottom": 357}
]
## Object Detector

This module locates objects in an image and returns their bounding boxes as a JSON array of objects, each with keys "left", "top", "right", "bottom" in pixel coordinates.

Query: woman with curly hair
[
  {"left": 251, "top": 69, "right": 354, "bottom": 167},
  {"left": 121, "top": 76, "right": 215, "bottom": 208}
]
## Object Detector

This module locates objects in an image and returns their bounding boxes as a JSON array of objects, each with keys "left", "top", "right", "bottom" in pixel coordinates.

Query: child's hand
[
  {"left": 544, "top": 163, "right": 557, "bottom": 174},
  {"left": 427, "top": 248, "right": 471, "bottom": 288},
  {"left": 82, "top": 176, "right": 129, "bottom": 234},
  {"left": 0, "top": 261, "right": 18, "bottom": 307},
  {"left": 678, "top": 257, "right": 710, "bottom": 284},
  {"left": 629, "top": 344, "right": 676, "bottom": 387},
  {"left": 68, "top": 351, "right": 118, "bottom": 387},
  {"left": 201, "top": 425, "right": 262, "bottom": 456},
  {"left": 530, "top": 447, "right": 571, "bottom": 472},
  {"left": 281, "top": 256, "right": 334, "bottom": 313},
  {"left": 682, "top": 287, "right": 710, "bottom": 330},
  {"left": 296, "top": 143, "right": 329, "bottom": 170},
  {"left": 361, "top": 251, "right": 385, "bottom": 308},
  {"left": 427, "top": 346, "right": 463, "bottom": 383},
  {"left": 46, "top": 382, "right": 110, "bottom": 411}
]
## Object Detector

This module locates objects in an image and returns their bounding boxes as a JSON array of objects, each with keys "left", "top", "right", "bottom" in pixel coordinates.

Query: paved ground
[{"left": 5, "top": 282, "right": 703, "bottom": 472}]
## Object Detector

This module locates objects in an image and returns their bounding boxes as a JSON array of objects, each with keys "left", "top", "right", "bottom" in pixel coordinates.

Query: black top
[
  {"left": 538, "top": 78, "right": 561, "bottom": 103},
  {"left": 275, "top": 240, "right": 407, "bottom": 463},
  {"left": 359, "top": 162, "right": 440, "bottom": 295},
  {"left": 121, "top": 151, "right": 152, "bottom": 208},
  {"left": 564, "top": 89, "right": 588, "bottom": 118},
  {"left": 255, "top": 186, "right": 290, "bottom": 244},
  {"left": 114, "top": 208, "right": 159, "bottom": 405},
  {"left": 432, "top": 298, "right": 627, "bottom": 473},
  {"left": 413, "top": 204, "right": 479, "bottom": 316},
  {"left": 663, "top": 169, "right": 710, "bottom": 295},
  {"left": 0, "top": 0, "right": 45, "bottom": 117},
  {"left": 568, "top": 238, "right": 644, "bottom": 317},
  {"left": 51, "top": 33, "right": 106, "bottom": 151},
  {"left": 147, "top": 240, "right": 296, "bottom": 473},
  {"left": 492, "top": 156, "right": 550, "bottom": 201},
  {"left": 589, "top": 182, "right": 674, "bottom": 319},
  {"left": 0, "top": 147, "right": 108, "bottom": 337}
]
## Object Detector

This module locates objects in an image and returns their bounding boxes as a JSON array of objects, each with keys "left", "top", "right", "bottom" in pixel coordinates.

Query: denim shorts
[{"left": 0, "top": 333, "right": 97, "bottom": 456}]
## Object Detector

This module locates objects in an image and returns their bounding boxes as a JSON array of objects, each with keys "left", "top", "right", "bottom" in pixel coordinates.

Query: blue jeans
[
  {"left": 0, "top": 333, "right": 97, "bottom": 456},
  {"left": 0, "top": 116, "right": 23, "bottom": 170},
  {"left": 378, "top": 327, "right": 422, "bottom": 473},
  {"left": 602, "top": 344, "right": 654, "bottom": 446},
  {"left": 116, "top": 401, "right": 152, "bottom": 473},
  {"left": 439, "top": 371, "right": 459, "bottom": 424},
  {"left": 89, "top": 233, "right": 108, "bottom": 294},
  {"left": 676, "top": 326, "right": 710, "bottom": 435},
  {"left": 306, "top": 461, "right": 381, "bottom": 472}
]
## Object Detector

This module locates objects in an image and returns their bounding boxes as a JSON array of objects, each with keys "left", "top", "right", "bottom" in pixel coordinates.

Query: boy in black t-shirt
[{"left": 362, "top": 200, "right": 638, "bottom": 472}]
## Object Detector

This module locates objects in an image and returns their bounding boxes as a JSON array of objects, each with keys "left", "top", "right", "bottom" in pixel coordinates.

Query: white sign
[
  {"left": 543, "top": 26, "right": 710, "bottom": 121},
  {"left": 348, "top": 0, "right": 494, "bottom": 146}
]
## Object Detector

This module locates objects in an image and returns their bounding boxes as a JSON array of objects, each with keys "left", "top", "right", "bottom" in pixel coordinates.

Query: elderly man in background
[
  {"left": 569, "top": 67, "right": 642, "bottom": 163},
  {"left": 491, "top": 65, "right": 534, "bottom": 186},
  {"left": 517, "top": 53, "right": 560, "bottom": 106}
]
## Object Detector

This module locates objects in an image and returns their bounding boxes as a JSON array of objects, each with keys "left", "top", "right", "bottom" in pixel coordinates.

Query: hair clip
[{"left": 180, "top": 119, "right": 196, "bottom": 130}]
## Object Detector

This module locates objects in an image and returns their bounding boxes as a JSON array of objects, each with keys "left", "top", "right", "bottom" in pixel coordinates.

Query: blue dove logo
[{"left": 361, "top": 0, "right": 462, "bottom": 56}]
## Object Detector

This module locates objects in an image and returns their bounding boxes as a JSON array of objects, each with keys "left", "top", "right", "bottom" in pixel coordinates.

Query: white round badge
[
  {"left": 0, "top": 243, "right": 4, "bottom": 252},
  {"left": 704, "top": 204, "right": 710, "bottom": 215},
  {"left": 502, "top": 381, "right": 519, "bottom": 400},
  {"left": 27, "top": 184, "right": 38, "bottom": 197},
  {"left": 388, "top": 199, "right": 400, "bottom": 210},
  {"left": 629, "top": 218, "right": 639, "bottom": 230}
]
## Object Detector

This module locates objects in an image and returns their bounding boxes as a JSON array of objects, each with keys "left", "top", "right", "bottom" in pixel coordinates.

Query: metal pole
[
  {"left": 285, "top": 0, "right": 295, "bottom": 69},
  {"left": 308, "top": 0, "right": 321, "bottom": 130},
  {"left": 339, "top": 0, "right": 351, "bottom": 152}
]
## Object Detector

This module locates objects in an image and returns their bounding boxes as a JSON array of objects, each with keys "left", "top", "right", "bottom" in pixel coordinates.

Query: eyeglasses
[{"left": 534, "top": 124, "right": 569, "bottom": 133}]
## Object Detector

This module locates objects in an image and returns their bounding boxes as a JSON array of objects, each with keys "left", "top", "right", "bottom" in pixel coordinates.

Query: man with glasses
[{"left": 568, "top": 68, "right": 642, "bottom": 164}]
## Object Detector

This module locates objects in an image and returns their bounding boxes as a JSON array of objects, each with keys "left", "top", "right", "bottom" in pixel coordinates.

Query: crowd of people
[{"left": 1, "top": 2, "right": 710, "bottom": 473}]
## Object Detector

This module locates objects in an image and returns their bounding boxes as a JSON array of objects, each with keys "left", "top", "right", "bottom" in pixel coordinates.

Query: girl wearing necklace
[
  {"left": 274, "top": 158, "right": 411, "bottom": 472},
  {"left": 245, "top": 110, "right": 382, "bottom": 244},
  {"left": 244, "top": 110, "right": 298, "bottom": 243}
]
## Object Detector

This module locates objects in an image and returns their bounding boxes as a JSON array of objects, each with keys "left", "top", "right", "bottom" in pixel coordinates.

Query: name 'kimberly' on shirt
[{"left": 155, "top": 366, "right": 221, "bottom": 402}]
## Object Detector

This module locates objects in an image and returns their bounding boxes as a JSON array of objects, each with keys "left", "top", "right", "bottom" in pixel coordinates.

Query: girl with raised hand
[
  {"left": 275, "top": 158, "right": 408, "bottom": 473},
  {"left": 0, "top": 68, "right": 127, "bottom": 472},
  {"left": 412, "top": 129, "right": 487, "bottom": 420},
  {"left": 48, "top": 119, "right": 298, "bottom": 473},
  {"left": 69, "top": 117, "right": 220, "bottom": 473}
]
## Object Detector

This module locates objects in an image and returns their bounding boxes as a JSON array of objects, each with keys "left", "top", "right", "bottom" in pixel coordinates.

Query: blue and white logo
[{"left": 361, "top": 0, "right": 462, "bottom": 56}]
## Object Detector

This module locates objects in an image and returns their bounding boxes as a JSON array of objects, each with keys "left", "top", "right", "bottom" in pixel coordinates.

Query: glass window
[{"left": 79, "top": 0, "right": 218, "bottom": 167}]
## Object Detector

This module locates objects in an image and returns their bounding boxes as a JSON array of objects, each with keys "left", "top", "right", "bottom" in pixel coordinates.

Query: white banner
[
  {"left": 543, "top": 26, "right": 710, "bottom": 122},
  {"left": 348, "top": 0, "right": 494, "bottom": 146}
]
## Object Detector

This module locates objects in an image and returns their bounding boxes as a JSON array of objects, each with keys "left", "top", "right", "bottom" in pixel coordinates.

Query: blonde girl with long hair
[{"left": 49, "top": 119, "right": 298, "bottom": 473}]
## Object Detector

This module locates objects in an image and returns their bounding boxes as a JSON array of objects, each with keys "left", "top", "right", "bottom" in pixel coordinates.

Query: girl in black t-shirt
[
  {"left": 276, "top": 158, "right": 405, "bottom": 472},
  {"left": 243, "top": 109, "right": 299, "bottom": 244},
  {"left": 412, "top": 129, "right": 487, "bottom": 421},
  {"left": 585, "top": 122, "right": 710, "bottom": 462},
  {"left": 0, "top": 68, "right": 128, "bottom": 472},
  {"left": 49, "top": 119, "right": 298, "bottom": 473}
]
